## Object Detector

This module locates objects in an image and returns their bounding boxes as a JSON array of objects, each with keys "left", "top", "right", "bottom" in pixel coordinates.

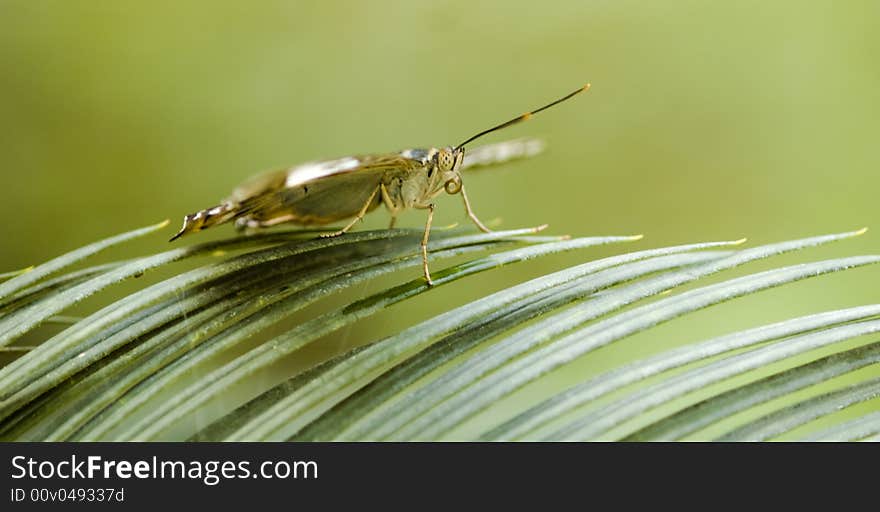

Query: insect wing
[
  {"left": 233, "top": 153, "right": 419, "bottom": 225},
  {"left": 460, "top": 137, "right": 546, "bottom": 171},
  {"left": 282, "top": 154, "right": 413, "bottom": 189}
]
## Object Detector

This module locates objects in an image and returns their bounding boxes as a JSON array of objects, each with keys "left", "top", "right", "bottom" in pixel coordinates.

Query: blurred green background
[{"left": 2, "top": 1, "right": 878, "bottom": 438}]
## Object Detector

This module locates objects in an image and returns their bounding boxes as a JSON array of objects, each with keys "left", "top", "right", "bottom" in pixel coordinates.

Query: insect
[{"left": 170, "top": 84, "right": 590, "bottom": 285}]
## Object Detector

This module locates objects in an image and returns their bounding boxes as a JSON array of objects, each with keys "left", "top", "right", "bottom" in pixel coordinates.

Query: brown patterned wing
[
  {"left": 231, "top": 153, "right": 419, "bottom": 226},
  {"left": 171, "top": 153, "right": 422, "bottom": 240}
]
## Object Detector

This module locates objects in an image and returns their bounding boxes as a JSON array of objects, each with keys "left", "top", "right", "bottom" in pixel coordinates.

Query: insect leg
[
  {"left": 380, "top": 183, "right": 399, "bottom": 230},
  {"left": 459, "top": 184, "right": 492, "bottom": 233},
  {"left": 420, "top": 203, "right": 435, "bottom": 286},
  {"left": 320, "top": 186, "right": 381, "bottom": 238}
]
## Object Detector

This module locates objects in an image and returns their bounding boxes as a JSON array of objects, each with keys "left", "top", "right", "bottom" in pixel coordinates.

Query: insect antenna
[{"left": 454, "top": 83, "right": 590, "bottom": 150}]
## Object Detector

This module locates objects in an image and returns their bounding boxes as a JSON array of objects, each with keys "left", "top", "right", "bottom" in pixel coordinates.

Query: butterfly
[{"left": 171, "top": 84, "right": 590, "bottom": 285}]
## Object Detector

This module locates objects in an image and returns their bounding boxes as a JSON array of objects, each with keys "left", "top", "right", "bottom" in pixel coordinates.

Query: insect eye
[{"left": 444, "top": 176, "right": 462, "bottom": 194}]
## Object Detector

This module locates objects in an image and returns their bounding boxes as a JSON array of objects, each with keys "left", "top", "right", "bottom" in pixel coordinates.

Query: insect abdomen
[{"left": 169, "top": 203, "right": 237, "bottom": 241}]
